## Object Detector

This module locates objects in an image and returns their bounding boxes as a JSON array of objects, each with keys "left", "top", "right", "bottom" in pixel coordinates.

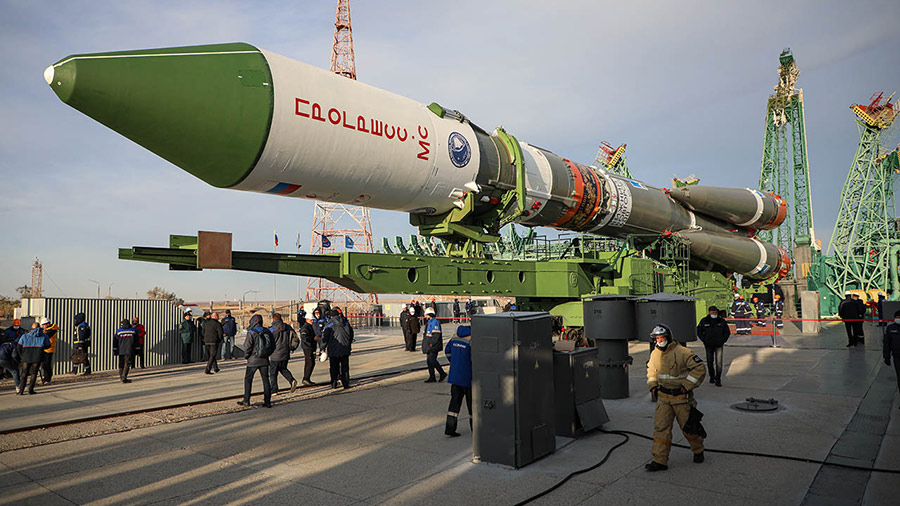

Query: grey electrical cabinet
[
  {"left": 553, "top": 348, "right": 610, "bottom": 437},
  {"left": 471, "top": 312, "right": 556, "bottom": 468},
  {"left": 634, "top": 293, "right": 699, "bottom": 343}
]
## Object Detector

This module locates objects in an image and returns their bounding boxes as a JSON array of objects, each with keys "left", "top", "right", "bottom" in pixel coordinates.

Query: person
[
  {"left": 268, "top": 313, "right": 299, "bottom": 394},
  {"left": 320, "top": 309, "right": 353, "bottom": 389},
  {"left": 502, "top": 301, "right": 512, "bottom": 312},
  {"left": 221, "top": 309, "right": 237, "bottom": 360},
  {"left": 400, "top": 304, "right": 409, "bottom": 349},
  {"left": 773, "top": 294, "right": 784, "bottom": 329},
  {"left": 422, "top": 307, "right": 447, "bottom": 383},
  {"left": 752, "top": 296, "right": 767, "bottom": 327},
  {"left": 730, "top": 295, "right": 748, "bottom": 335},
  {"left": 238, "top": 314, "right": 273, "bottom": 407},
  {"left": 0, "top": 338, "right": 21, "bottom": 392},
  {"left": 113, "top": 319, "right": 137, "bottom": 383},
  {"left": 444, "top": 325, "right": 473, "bottom": 437},
  {"left": 429, "top": 298, "right": 437, "bottom": 310},
  {"left": 414, "top": 300, "right": 423, "bottom": 317},
  {"left": 696, "top": 306, "right": 729, "bottom": 387},
  {"left": 72, "top": 312, "right": 92, "bottom": 375},
  {"left": 38, "top": 317, "right": 59, "bottom": 385},
  {"left": 839, "top": 292, "right": 862, "bottom": 347},
  {"left": 2, "top": 319, "right": 26, "bottom": 344},
  {"left": 883, "top": 310, "right": 900, "bottom": 408},
  {"left": 18, "top": 323, "right": 51, "bottom": 395},
  {"left": 878, "top": 293, "right": 887, "bottom": 327},
  {"left": 197, "top": 311, "right": 210, "bottom": 361},
  {"left": 853, "top": 293, "right": 867, "bottom": 344},
  {"left": 179, "top": 310, "right": 196, "bottom": 363},
  {"left": 465, "top": 299, "right": 473, "bottom": 319},
  {"left": 202, "top": 312, "right": 224, "bottom": 374},
  {"left": 131, "top": 317, "right": 146, "bottom": 369},
  {"left": 452, "top": 299, "right": 461, "bottom": 324},
  {"left": 297, "top": 306, "right": 307, "bottom": 324},
  {"left": 311, "top": 307, "right": 328, "bottom": 362},
  {"left": 404, "top": 306, "right": 420, "bottom": 352},
  {"left": 299, "top": 317, "right": 317, "bottom": 386},
  {"left": 645, "top": 324, "right": 706, "bottom": 471}
]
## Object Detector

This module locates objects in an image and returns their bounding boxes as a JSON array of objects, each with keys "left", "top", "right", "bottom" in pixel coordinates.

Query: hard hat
[
  {"left": 773, "top": 294, "right": 781, "bottom": 300},
  {"left": 401, "top": 304, "right": 407, "bottom": 309},
  {"left": 844, "top": 291, "right": 852, "bottom": 296},
  {"left": 184, "top": 309, "right": 193, "bottom": 315},
  {"left": 650, "top": 324, "right": 672, "bottom": 340},
  {"left": 425, "top": 308, "right": 435, "bottom": 315},
  {"left": 13, "top": 319, "right": 21, "bottom": 325},
  {"left": 39, "top": 317, "right": 50, "bottom": 325},
  {"left": 734, "top": 294, "right": 740, "bottom": 299}
]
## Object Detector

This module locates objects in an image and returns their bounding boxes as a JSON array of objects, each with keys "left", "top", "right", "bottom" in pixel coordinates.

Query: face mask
[
  {"left": 895, "top": 319, "right": 900, "bottom": 324},
  {"left": 409, "top": 309, "right": 415, "bottom": 314},
  {"left": 656, "top": 340, "right": 669, "bottom": 350},
  {"left": 709, "top": 314, "right": 718, "bottom": 319}
]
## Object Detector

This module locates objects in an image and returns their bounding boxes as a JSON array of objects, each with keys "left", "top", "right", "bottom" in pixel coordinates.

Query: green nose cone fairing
[{"left": 45, "top": 42, "right": 273, "bottom": 188}]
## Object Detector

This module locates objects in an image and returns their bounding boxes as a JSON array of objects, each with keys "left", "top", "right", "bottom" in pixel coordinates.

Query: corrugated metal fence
[{"left": 19, "top": 298, "right": 185, "bottom": 376}]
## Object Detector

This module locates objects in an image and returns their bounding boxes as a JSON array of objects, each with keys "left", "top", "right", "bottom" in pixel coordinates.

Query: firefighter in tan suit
[{"left": 645, "top": 324, "right": 706, "bottom": 471}]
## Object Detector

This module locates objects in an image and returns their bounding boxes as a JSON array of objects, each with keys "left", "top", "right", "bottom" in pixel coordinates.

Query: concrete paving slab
[
  {"left": 0, "top": 481, "right": 75, "bottom": 506},
  {"left": 0, "top": 461, "right": 32, "bottom": 490}
]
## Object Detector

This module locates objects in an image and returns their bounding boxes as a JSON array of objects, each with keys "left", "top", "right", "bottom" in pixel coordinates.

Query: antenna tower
[
  {"left": 31, "top": 258, "right": 43, "bottom": 298},
  {"left": 306, "top": 0, "right": 378, "bottom": 306}
]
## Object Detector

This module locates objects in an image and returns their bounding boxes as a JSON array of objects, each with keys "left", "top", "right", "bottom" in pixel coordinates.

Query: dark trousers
[
  {"left": 406, "top": 332, "right": 417, "bottom": 352},
  {"left": 302, "top": 348, "right": 316, "bottom": 381},
  {"left": 329, "top": 355, "right": 350, "bottom": 388},
  {"left": 205, "top": 344, "right": 219, "bottom": 373},
  {"left": 853, "top": 321, "right": 865, "bottom": 343},
  {"left": 448, "top": 384, "right": 472, "bottom": 419},
  {"left": 40, "top": 352, "right": 53, "bottom": 383},
  {"left": 182, "top": 342, "right": 192, "bottom": 363},
  {"left": 243, "top": 364, "right": 271, "bottom": 404},
  {"left": 118, "top": 355, "right": 131, "bottom": 381},
  {"left": 269, "top": 358, "right": 296, "bottom": 392},
  {"left": 426, "top": 351, "right": 445, "bottom": 380},
  {"left": 894, "top": 360, "right": 900, "bottom": 397},
  {"left": 0, "top": 359, "right": 20, "bottom": 389},
  {"left": 20, "top": 362, "right": 39, "bottom": 393},
  {"left": 845, "top": 321, "right": 862, "bottom": 345},
  {"left": 704, "top": 345, "right": 724, "bottom": 383},
  {"left": 131, "top": 346, "right": 144, "bottom": 368}
]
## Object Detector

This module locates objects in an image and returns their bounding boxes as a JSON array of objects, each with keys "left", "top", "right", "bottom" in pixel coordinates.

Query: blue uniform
[{"left": 445, "top": 338, "right": 472, "bottom": 387}]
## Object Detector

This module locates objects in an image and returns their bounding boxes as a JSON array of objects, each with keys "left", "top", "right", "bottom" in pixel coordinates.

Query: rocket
[{"left": 45, "top": 42, "right": 790, "bottom": 280}]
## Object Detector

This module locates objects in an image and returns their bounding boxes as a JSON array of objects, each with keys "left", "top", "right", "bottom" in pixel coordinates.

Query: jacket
[
  {"left": 221, "top": 315, "right": 237, "bottom": 337},
  {"left": 884, "top": 322, "right": 900, "bottom": 362},
  {"left": 399, "top": 310, "right": 408, "bottom": 332},
  {"left": 404, "top": 313, "right": 420, "bottom": 335},
  {"left": 243, "top": 314, "right": 271, "bottom": 367},
  {"left": 202, "top": 318, "right": 224, "bottom": 345},
  {"left": 73, "top": 313, "right": 91, "bottom": 349},
  {"left": 322, "top": 316, "right": 353, "bottom": 358},
  {"left": 0, "top": 340, "right": 20, "bottom": 363},
  {"left": 178, "top": 318, "right": 196, "bottom": 344},
  {"left": 299, "top": 322, "right": 317, "bottom": 352},
  {"left": 839, "top": 298, "right": 862, "bottom": 319},
  {"left": 134, "top": 323, "right": 146, "bottom": 347},
  {"left": 44, "top": 323, "right": 59, "bottom": 353},
  {"left": 647, "top": 341, "right": 706, "bottom": 396},
  {"left": 2, "top": 326, "right": 25, "bottom": 344},
  {"left": 423, "top": 317, "right": 443, "bottom": 354},
  {"left": 113, "top": 326, "right": 138, "bottom": 356},
  {"left": 856, "top": 299, "right": 868, "bottom": 319},
  {"left": 697, "top": 316, "right": 730, "bottom": 347},
  {"left": 18, "top": 328, "right": 51, "bottom": 363},
  {"left": 312, "top": 315, "right": 327, "bottom": 339},
  {"left": 445, "top": 337, "right": 472, "bottom": 387},
  {"left": 730, "top": 301, "right": 746, "bottom": 317},
  {"left": 268, "top": 320, "right": 296, "bottom": 361}
]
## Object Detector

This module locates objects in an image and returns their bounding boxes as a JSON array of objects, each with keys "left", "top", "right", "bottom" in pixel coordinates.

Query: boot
[
  {"left": 445, "top": 415, "right": 460, "bottom": 437},
  {"left": 644, "top": 461, "right": 668, "bottom": 472},
  {"left": 693, "top": 451, "right": 705, "bottom": 463}
]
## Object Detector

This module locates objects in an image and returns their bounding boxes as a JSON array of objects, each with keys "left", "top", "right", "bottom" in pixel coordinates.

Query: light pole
[
  {"left": 107, "top": 283, "right": 114, "bottom": 298},
  {"left": 241, "top": 290, "right": 259, "bottom": 309},
  {"left": 89, "top": 279, "right": 100, "bottom": 298}
]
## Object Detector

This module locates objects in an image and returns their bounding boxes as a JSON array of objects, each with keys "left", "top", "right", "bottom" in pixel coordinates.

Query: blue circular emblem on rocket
[{"left": 448, "top": 132, "right": 471, "bottom": 168}]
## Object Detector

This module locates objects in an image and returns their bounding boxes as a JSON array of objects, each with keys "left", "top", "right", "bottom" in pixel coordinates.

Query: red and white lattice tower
[{"left": 305, "top": 0, "right": 378, "bottom": 307}]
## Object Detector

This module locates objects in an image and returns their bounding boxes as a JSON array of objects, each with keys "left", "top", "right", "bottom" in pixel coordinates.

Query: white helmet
[
  {"left": 39, "top": 316, "right": 50, "bottom": 325},
  {"left": 425, "top": 308, "right": 435, "bottom": 315}
]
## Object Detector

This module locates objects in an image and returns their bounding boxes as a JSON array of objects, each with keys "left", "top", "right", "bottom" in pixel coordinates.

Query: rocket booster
[{"left": 45, "top": 42, "right": 790, "bottom": 279}]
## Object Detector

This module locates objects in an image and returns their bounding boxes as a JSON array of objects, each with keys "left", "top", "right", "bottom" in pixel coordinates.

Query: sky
[{"left": 1, "top": 0, "right": 899, "bottom": 303}]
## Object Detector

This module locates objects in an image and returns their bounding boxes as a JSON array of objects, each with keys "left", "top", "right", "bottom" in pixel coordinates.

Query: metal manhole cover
[{"left": 733, "top": 397, "right": 779, "bottom": 412}]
